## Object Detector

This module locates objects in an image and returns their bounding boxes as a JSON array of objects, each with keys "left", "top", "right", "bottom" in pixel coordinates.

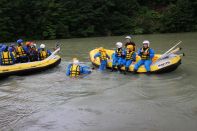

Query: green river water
[{"left": 0, "top": 32, "right": 197, "bottom": 131}]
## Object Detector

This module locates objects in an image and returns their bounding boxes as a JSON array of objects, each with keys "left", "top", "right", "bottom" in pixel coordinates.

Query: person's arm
[
  {"left": 94, "top": 52, "right": 100, "bottom": 59},
  {"left": 47, "top": 50, "right": 52, "bottom": 55},
  {"left": 80, "top": 65, "right": 91, "bottom": 74},
  {"left": 66, "top": 64, "right": 72, "bottom": 76},
  {"left": 133, "top": 52, "right": 136, "bottom": 62},
  {"left": 138, "top": 48, "right": 142, "bottom": 56},
  {"left": 122, "top": 50, "right": 126, "bottom": 58},
  {"left": 0, "top": 54, "right": 2, "bottom": 65},
  {"left": 94, "top": 52, "right": 101, "bottom": 62},
  {"left": 82, "top": 65, "right": 90, "bottom": 69},
  {"left": 114, "top": 49, "right": 118, "bottom": 57},
  {"left": 38, "top": 51, "right": 41, "bottom": 61},
  {"left": 149, "top": 49, "right": 155, "bottom": 59},
  {"left": 23, "top": 46, "right": 29, "bottom": 55},
  {"left": 10, "top": 52, "right": 15, "bottom": 64},
  {"left": 112, "top": 53, "right": 115, "bottom": 59},
  {"left": 8, "top": 47, "right": 12, "bottom": 52}
]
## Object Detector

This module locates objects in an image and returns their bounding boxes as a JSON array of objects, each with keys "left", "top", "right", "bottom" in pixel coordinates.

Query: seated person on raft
[
  {"left": 15, "top": 39, "right": 29, "bottom": 63},
  {"left": 8, "top": 44, "right": 17, "bottom": 63},
  {"left": 124, "top": 35, "right": 136, "bottom": 51},
  {"left": 29, "top": 44, "right": 39, "bottom": 62},
  {"left": 0, "top": 45, "right": 15, "bottom": 65},
  {"left": 134, "top": 40, "right": 155, "bottom": 73},
  {"left": 111, "top": 42, "right": 124, "bottom": 72},
  {"left": 38, "top": 44, "right": 52, "bottom": 60},
  {"left": 121, "top": 45, "right": 136, "bottom": 74}
]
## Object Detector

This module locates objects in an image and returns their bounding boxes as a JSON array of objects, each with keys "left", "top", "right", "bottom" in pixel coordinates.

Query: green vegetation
[{"left": 0, "top": 0, "right": 196, "bottom": 42}]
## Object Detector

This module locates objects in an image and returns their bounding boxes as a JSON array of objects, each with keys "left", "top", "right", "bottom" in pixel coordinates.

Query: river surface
[{"left": 0, "top": 32, "right": 197, "bottom": 131}]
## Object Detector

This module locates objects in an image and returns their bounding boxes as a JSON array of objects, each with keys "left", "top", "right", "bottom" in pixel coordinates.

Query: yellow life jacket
[
  {"left": 1, "top": 51, "right": 14, "bottom": 65},
  {"left": 70, "top": 64, "right": 80, "bottom": 77},
  {"left": 126, "top": 42, "right": 136, "bottom": 51},
  {"left": 39, "top": 50, "right": 47, "bottom": 60},
  {"left": 141, "top": 48, "right": 150, "bottom": 60},
  {"left": 16, "top": 46, "right": 26, "bottom": 57},
  {"left": 100, "top": 51, "right": 107, "bottom": 61},
  {"left": 116, "top": 48, "right": 123, "bottom": 57},
  {"left": 126, "top": 51, "right": 134, "bottom": 60},
  {"left": 9, "top": 50, "right": 17, "bottom": 59},
  {"left": 12, "top": 51, "right": 17, "bottom": 59}
]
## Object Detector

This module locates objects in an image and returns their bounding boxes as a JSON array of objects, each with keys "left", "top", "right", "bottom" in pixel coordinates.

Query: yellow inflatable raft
[
  {"left": 0, "top": 55, "right": 61, "bottom": 78},
  {"left": 89, "top": 48, "right": 182, "bottom": 73}
]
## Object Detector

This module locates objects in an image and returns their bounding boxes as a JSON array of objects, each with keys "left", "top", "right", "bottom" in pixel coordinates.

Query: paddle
[
  {"left": 157, "top": 41, "right": 182, "bottom": 61},
  {"left": 46, "top": 47, "right": 60, "bottom": 60},
  {"left": 164, "top": 47, "right": 182, "bottom": 57}
]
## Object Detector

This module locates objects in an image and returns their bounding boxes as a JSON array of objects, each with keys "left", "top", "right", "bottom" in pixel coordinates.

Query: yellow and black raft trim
[
  {"left": 89, "top": 48, "right": 183, "bottom": 74},
  {"left": 0, "top": 51, "right": 61, "bottom": 78}
]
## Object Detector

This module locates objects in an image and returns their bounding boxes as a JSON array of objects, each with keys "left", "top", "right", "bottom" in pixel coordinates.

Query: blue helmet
[
  {"left": 1, "top": 45, "right": 8, "bottom": 51},
  {"left": 17, "top": 39, "right": 23, "bottom": 44}
]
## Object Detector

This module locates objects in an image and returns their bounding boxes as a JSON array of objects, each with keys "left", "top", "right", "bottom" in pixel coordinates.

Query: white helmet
[
  {"left": 73, "top": 59, "right": 79, "bottom": 65},
  {"left": 40, "top": 44, "right": 45, "bottom": 49},
  {"left": 125, "top": 36, "right": 131, "bottom": 39},
  {"left": 116, "top": 42, "right": 123, "bottom": 48},
  {"left": 143, "top": 40, "right": 150, "bottom": 47},
  {"left": 33, "top": 43, "right": 37, "bottom": 47}
]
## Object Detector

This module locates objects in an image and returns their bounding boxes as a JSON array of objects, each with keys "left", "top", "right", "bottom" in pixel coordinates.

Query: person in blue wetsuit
[
  {"left": 124, "top": 35, "right": 136, "bottom": 51},
  {"left": 0, "top": 44, "right": 3, "bottom": 52},
  {"left": 24, "top": 42, "right": 32, "bottom": 55},
  {"left": 8, "top": 44, "right": 18, "bottom": 63},
  {"left": 0, "top": 45, "right": 15, "bottom": 65},
  {"left": 15, "top": 39, "right": 29, "bottom": 63},
  {"left": 29, "top": 44, "right": 39, "bottom": 62},
  {"left": 38, "top": 44, "right": 52, "bottom": 60},
  {"left": 111, "top": 42, "right": 124, "bottom": 72},
  {"left": 0, "top": 44, "right": 7, "bottom": 52},
  {"left": 94, "top": 47, "right": 110, "bottom": 71},
  {"left": 134, "top": 40, "right": 155, "bottom": 74},
  {"left": 8, "top": 44, "right": 16, "bottom": 52},
  {"left": 66, "top": 58, "right": 92, "bottom": 77},
  {"left": 121, "top": 45, "right": 136, "bottom": 74}
]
